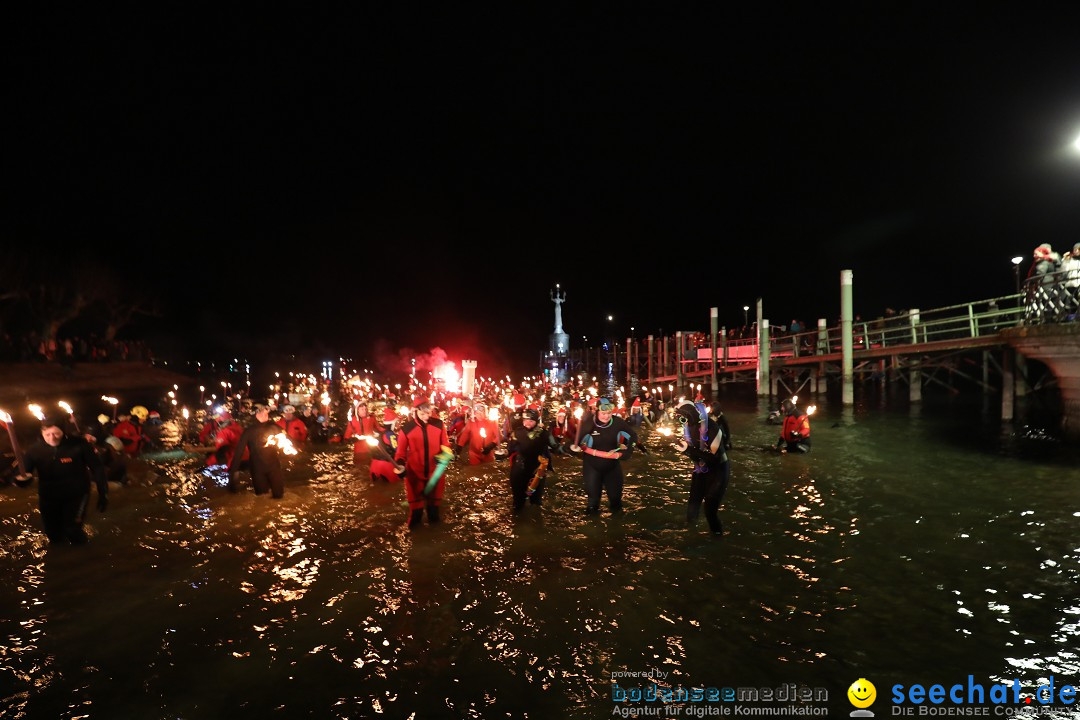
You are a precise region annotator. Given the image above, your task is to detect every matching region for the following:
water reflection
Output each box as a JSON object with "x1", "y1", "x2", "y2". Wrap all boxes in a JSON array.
[{"x1": 0, "y1": 398, "x2": 1077, "y2": 716}]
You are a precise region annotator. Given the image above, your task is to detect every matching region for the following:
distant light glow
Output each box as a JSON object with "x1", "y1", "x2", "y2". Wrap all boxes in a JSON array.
[{"x1": 1011, "y1": 256, "x2": 1024, "y2": 265}]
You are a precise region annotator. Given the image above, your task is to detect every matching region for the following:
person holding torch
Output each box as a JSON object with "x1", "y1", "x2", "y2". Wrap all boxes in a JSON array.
[
  {"x1": 395, "y1": 399, "x2": 451, "y2": 528},
  {"x1": 228, "y1": 405, "x2": 288, "y2": 498},
  {"x1": 19, "y1": 414, "x2": 107, "y2": 544},
  {"x1": 776, "y1": 398, "x2": 812, "y2": 454}
]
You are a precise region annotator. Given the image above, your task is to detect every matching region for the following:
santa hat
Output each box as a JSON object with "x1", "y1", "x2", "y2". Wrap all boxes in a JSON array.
[
  {"x1": 511, "y1": 394, "x2": 527, "y2": 409},
  {"x1": 694, "y1": 392, "x2": 705, "y2": 402},
  {"x1": 383, "y1": 408, "x2": 397, "y2": 424},
  {"x1": 631, "y1": 398, "x2": 641, "y2": 407}
]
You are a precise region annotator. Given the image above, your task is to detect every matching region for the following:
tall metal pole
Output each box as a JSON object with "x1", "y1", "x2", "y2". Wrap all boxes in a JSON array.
[{"x1": 841, "y1": 269, "x2": 854, "y2": 405}]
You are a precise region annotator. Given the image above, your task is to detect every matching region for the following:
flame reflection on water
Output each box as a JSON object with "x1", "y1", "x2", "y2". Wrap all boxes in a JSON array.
[{"x1": 0, "y1": 402, "x2": 1078, "y2": 716}]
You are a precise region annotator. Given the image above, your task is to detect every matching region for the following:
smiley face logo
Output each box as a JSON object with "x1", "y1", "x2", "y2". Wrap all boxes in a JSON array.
[{"x1": 847, "y1": 678, "x2": 876, "y2": 708}]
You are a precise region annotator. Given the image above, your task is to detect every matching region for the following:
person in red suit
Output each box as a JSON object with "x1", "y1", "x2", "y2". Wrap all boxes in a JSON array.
[
  {"x1": 455, "y1": 402, "x2": 499, "y2": 465},
  {"x1": 277, "y1": 405, "x2": 308, "y2": 444},
  {"x1": 394, "y1": 399, "x2": 450, "y2": 528},
  {"x1": 111, "y1": 412, "x2": 145, "y2": 456},
  {"x1": 211, "y1": 411, "x2": 246, "y2": 466},
  {"x1": 369, "y1": 407, "x2": 401, "y2": 483},
  {"x1": 343, "y1": 400, "x2": 379, "y2": 466}
]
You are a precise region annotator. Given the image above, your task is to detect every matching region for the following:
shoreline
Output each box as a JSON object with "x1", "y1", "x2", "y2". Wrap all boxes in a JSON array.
[{"x1": 0, "y1": 362, "x2": 192, "y2": 407}]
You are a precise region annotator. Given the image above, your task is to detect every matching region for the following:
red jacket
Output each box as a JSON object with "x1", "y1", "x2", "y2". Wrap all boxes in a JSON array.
[
  {"x1": 213, "y1": 422, "x2": 247, "y2": 466},
  {"x1": 112, "y1": 420, "x2": 143, "y2": 456},
  {"x1": 551, "y1": 416, "x2": 577, "y2": 442},
  {"x1": 781, "y1": 413, "x2": 811, "y2": 443},
  {"x1": 277, "y1": 417, "x2": 308, "y2": 443},
  {"x1": 344, "y1": 415, "x2": 379, "y2": 452},
  {"x1": 395, "y1": 416, "x2": 449, "y2": 480},
  {"x1": 455, "y1": 419, "x2": 499, "y2": 464}
]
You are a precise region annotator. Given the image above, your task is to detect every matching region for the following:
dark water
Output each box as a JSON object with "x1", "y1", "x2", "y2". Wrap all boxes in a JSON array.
[{"x1": 1, "y1": 394, "x2": 1079, "y2": 719}]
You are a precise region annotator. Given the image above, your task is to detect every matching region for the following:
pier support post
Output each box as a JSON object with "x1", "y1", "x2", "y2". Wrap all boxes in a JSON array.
[
  {"x1": 676, "y1": 331, "x2": 684, "y2": 393},
  {"x1": 909, "y1": 363, "x2": 922, "y2": 403},
  {"x1": 647, "y1": 335, "x2": 654, "y2": 384},
  {"x1": 710, "y1": 307, "x2": 719, "y2": 394},
  {"x1": 626, "y1": 337, "x2": 632, "y2": 388},
  {"x1": 758, "y1": 317, "x2": 771, "y2": 397},
  {"x1": 817, "y1": 318, "x2": 828, "y2": 355},
  {"x1": 841, "y1": 270, "x2": 854, "y2": 405},
  {"x1": 1015, "y1": 354, "x2": 1029, "y2": 398},
  {"x1": 1001, "y1": 350, "x2": 1015, "y2": 422}
]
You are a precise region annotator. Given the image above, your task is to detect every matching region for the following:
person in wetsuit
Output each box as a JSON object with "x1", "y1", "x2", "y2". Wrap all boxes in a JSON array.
[
  {"x1": 571, "y1": 397, "x2": 637, "y2": 515},
  {"x1": 228, "y1": 405, "x2": 287, "y2": 498},
  {"x1": 674, "y1": 401, "x2": 730, "y2": 536},
  {"x1": 506, "y1": 407, "x2": 563, "y2": 513},
  {"x1": 21, "y1": 416, "x2": 107, "y2": 544}
]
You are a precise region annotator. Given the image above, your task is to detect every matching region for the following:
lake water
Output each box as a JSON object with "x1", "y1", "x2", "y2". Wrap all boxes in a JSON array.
[{"x1": 1, "y1": 390, "x2": 1078, "y2": 718}]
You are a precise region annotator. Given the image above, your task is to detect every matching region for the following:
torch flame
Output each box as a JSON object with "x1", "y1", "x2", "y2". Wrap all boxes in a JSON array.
[
  {"x1": 487, "y1": 408, "x2": 499, "y2": 422},
  {"x1": 479, "y1": 427, "x2": 486, "y2": 439},
  {"x1": 807, "y1": 405, "x2": 817, "y2": 416},
  {"x1": 360, "y1": 435, "x2": 379, "y2": 447},
  {"x1": 573, "y1": 408, "x2": 584, "y2": 419},
  {"x1": 101, "y1": 396, "x2": 119, "y2": 405},
  {"x1": 657, "y1": 427, "x2": 673, "y2": 436},
  {"x1": 0, "y1": 410, "x2": 11, "y2": 424},
  {"x1": 59, "y1": 401, "x2": 73, "y2": 414},
  {"x1": 265, "y1": 432, "x2": 299, "y2": 455},
  {"x1": 28, "y1": 404, "x2": 44, "y2": 421}
]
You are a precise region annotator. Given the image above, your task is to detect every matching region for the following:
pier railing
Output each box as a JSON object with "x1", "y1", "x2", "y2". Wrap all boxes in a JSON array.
[
  {"x1": 686, "y1": 294, "x2": 1026, "y2": 368},
  {"x1": 1023, "y1": 268, "x2": 1080, "y2": 325}
]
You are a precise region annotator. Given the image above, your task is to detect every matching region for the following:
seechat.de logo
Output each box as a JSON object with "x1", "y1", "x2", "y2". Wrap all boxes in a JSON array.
[{"x1": 848, "y1": 678, "x2": 876, "y2": 717}]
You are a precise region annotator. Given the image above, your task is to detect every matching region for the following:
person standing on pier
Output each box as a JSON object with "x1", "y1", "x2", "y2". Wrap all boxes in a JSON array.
[
  {"x1": 674, "y1": 401, "x2": 729, "y2": 536},
  {"x1": 571, "y1": 397, "x2": 637, "y2": 515}
]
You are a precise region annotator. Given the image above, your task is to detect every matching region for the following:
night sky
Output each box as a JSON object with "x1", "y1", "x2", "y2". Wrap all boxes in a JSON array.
[{"x1": 8, "y1": 6, "x2": 1080, "y2": 376}]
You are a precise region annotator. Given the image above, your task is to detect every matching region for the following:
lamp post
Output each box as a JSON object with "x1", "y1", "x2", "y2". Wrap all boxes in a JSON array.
[
  {"x1": 742, "y1": 305, "x2": 749, "y2": 327},
  {"x1": 1012, "y1": 256, "x2": 1024, "y2": 294}
]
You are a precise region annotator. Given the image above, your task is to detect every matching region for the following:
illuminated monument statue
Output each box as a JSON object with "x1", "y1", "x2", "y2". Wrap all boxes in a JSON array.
[{"x1": 550, "y1": 285, "x2": 569, "y2": 356}]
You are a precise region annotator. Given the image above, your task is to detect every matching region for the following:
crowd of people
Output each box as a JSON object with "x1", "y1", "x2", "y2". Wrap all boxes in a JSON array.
[
  {"x1": 0, "y1": 333, "x2": 154, "y2": 365},
  {"x1": 1, "y1": 376, "x2": 824, "y2": 545},
  {"x1": 1025, "y1": 242, "x2": 1080, "y2": 323}
]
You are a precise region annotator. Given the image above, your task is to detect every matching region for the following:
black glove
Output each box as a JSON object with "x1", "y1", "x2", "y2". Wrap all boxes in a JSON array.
[
  {"x1": 97, "y1": 495, "x2": 108, "y2": 513},
  {"x1": 13, "y1": 473, "x2": 33, "y2": 488},
  {"x1": 481, "y1": 442, "x2": 497, "y2": 455}
]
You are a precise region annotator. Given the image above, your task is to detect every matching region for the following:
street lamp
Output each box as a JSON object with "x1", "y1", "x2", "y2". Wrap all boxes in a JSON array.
[
  {"x1": 1011, "y1": 256, "x2": 1024, "y2": 294},
  {"x1": 742, "y1": 305, "x2": 749, "y2": 326}
]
